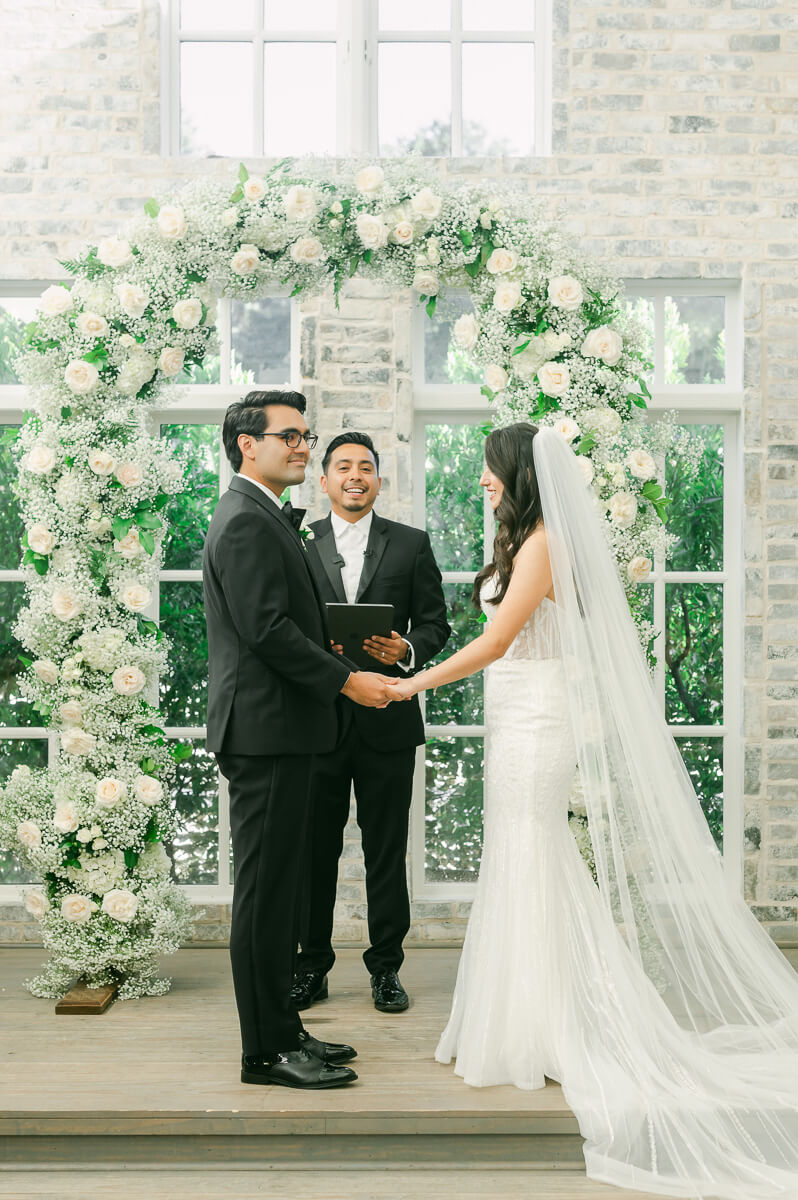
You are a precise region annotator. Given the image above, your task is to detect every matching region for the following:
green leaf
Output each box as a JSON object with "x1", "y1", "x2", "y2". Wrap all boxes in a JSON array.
[
  {"x1": 60, "y1": 405, "x2": 72, "y2": 421},
  {"x1": 172, "y1": 743, "x2": 193, "y2": 764},
  {"x1": 18, "y1": 654, "x2": 32, "y2": 668},
  {"x1": 480, "y1": 385, "x2": 495, "y2": 401},
  {"x1": 152, "y1": 491, "x2": 171, "y2": 511},
  {"x1": 124, "y1": 848, "x2": 139, "y2": 870},
  {"x1": 477, "y1": 612, "x2": 488, "y2": 624},
  {"x1": 83, "y1": 343, "x2": 108, "y2": 364},
  {"x1": 512, "y1": 340, "x2": 531, "y2": 355},
  {"x1": 64, "y1": 456, "x2": 74, "y2": 468},
  {"x1": 575, "y1": 431, "x2": 597, "y2": 457},
  {"x1": 641, "y1": 481, "x2": 663, "y2": 501},
  {"x1": 139, "y1": 529, "x2": 156, "y2": 556},
  {"x1": 32, "y1": 554, "x2": 49, "y2": 577},
  {"x1": 112, "y1": 516, "x2": 133, "y2": 542},
  {"x1": 145, "y1": 817, "x2": 161, "y2": 844},
  {"x1": 534, "y1": 313, "x2": 548, "y2": 336},
  {"x1": 290, "y1": 283, "x2": 304, "y2": 298},
  {"x1": 362, "y1": 249, "x2": 373, "y2": 265},
  {"x1": 425, "y1": 295, "x2": 437, "y2": 319},
  {"x1": 348, "y1": 254, "x2": 360, "y2": 277},
  {"x1": 140, "y1": 723, "x2": 165, "y2": 740},
  {"x1": 88, "y1": 548, "x2": 111, "y2": 586},
  {"x1": 144, "y1": 197, "x2": 159, "y2": 218},
  {"x1": 230, "y1": 184, "x2": 244, "y2": 204},
  {"x1": 458, "y1": 228, "x2": 474, "y2": 248},
  {"x1": 238, "y1": 162, "x2": 249, "y2": 183},
  {"x1": 639, "y1": 377, "x2": 652, "y2": 400},
  {"x1": 138, "y1": 617, "x2": 160, "y2": 638},
  {"x1": 627, "y1": 390, "x2": 648, "y2": 409},
  {"x1": 139, "y1": 756, "x2": 158, "y2": 775},
  {"x1": 479, "y1": 239, "x2": 495, "y2": 267},
  {"x1": 340, "y1": 198, "x2": 351, "y2": 217},
  {"x1": 464, "y1": 259, "x2": 481, "y2": 279},
  {"x1": 134, "y1": 511, "x2": 162, "y2": 531}
]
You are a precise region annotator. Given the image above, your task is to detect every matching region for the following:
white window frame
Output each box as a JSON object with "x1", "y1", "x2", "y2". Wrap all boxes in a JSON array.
[
  {"x1": 410, "y1": 280, "x2": 744, "y2": 900},
  {"x1": 161, "y1": 0, "x2": 553, "y2": 157}
]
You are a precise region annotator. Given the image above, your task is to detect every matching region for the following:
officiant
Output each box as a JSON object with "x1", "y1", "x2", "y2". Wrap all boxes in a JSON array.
[{"x1": 292, "y1": 432, "x2": 450, "y2": 1014}]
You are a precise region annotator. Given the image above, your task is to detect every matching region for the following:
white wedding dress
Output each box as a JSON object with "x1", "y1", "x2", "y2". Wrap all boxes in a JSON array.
[{"x1": 435, "y1": 428, "x2": 798, "y2": 1200}]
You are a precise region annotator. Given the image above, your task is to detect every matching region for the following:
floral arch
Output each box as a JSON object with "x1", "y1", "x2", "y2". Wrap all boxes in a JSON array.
[{"x1": 0, "y1": 159, "x2": 697, "y2": 999}]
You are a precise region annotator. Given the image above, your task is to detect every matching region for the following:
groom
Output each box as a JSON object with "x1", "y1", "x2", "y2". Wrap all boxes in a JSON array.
[{"x1": 203, "y1": 389, "x2": 396, "y2": 1090}]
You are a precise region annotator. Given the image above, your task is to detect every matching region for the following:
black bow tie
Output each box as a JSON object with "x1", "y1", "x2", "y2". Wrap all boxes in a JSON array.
[{"x1": 281, "y1": 500, "x2": 306, "y2": 532}]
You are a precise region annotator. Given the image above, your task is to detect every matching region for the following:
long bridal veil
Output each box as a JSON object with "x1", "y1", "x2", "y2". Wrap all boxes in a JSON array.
[{"x1": 532, "y1": 426, "x2": 798, "y2": 1199}]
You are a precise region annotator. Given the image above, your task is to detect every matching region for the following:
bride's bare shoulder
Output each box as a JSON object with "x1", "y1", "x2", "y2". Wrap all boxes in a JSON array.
[{"x1": 515, "y1": 524, "x2": 549, "y2": 560}]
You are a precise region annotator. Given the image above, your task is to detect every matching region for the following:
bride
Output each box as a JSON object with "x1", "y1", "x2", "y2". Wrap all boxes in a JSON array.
[{"x1": 388, "y1": 423, "x2": 798, "y2": 1199}]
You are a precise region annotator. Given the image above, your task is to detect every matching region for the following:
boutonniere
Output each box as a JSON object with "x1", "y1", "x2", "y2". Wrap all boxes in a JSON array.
[{"x1": 299, "y1": 520, "x2": 315, "y2": 548}]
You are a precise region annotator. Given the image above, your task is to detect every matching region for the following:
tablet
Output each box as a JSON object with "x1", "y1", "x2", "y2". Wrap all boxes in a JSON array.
[{"x1": 326, "y1": 603, "x2": 395, "y2": 671}]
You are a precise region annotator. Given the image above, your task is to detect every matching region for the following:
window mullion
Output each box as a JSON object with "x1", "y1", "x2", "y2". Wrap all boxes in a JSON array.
[
  {"x1": 451, "y1": 0, "x2": 462, "y2": 156},
  {"x1": 254, "y1": 1, "x2": 264, "y2": 156}
]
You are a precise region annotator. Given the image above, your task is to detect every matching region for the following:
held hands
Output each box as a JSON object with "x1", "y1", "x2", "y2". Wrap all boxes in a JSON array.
[
  {"x1": 384, "y1": 676, "x2": 418, "y2": 702},
  {"x1": 341, "y1": 671, "x2": 401, "y2": 709},
  {"x1": 362, "y1": 630, "x2": 410, "y2": 667}
]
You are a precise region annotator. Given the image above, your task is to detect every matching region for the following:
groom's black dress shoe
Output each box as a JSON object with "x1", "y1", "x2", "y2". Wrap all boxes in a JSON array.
[
  {"x1": 371, "y1": 969, "x2": 409, "y2": 1013},
  {"x1": 290, "y1": 969, "x2": 329, "y2": 1010},
  {"x1": 240, "y1": 1048, "x2": 357, "y2": 1089},
  {"x1": 298, "y1": 1028, "x2": 357, "y2": 1065}
]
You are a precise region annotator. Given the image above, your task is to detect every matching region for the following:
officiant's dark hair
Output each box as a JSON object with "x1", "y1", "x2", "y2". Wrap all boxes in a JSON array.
[
  {"x1": 222, "y1": 390, "x2": 307, "y2": 472},
  {"x1": 321, "y1": 431, "x2": 380, "y2": 475},
  {"x1": 472, "y1": 422, "x2": 542, "y2": 609}
]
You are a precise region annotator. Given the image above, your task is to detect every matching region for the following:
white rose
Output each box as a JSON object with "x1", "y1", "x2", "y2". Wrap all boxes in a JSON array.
[
  {"x1": 426, "y1": 238, "x2": 441, "y2": 266},
  {"x1": 553, "y1": 416, "x2": 580, "y2": 444},
  {"x1": 11, "y1": 764, "x2": 31, "y2": 781},
  {"x1": 284, "y1": 185, "x2": 317, "y2": 222},
  {"x1": 121, "y1": 582, "x2": 151, "y2": 613},
  {"x1": 38, "y1": 285, "x2": 73, "y2": 317},
  {"x1": 355, "y1": 165, "x2": 384, "y2": 195},
  {"x1": 115, "y1": 461, "x2": 144, "y2": 489},
  {"x1": 547, "y1": 275, "x2": 584, "y2": 311},
  {"x1": 64, "y1": 359, "x2": 100, "y2": 395},
  {"x1": 158, "y1": 346, "x2": 185, "y2": 377},
  {"x1": 102, "y1": 888, "x2": 139, "y2": 923},
  {"x1": 61, "y1": 894, "x2": 97, "y2": 923},
  {"x1": 32, "y1": 659, "x2": 58, "y2": 684},
  {"x1": 112, "y1": 664, "x2": 146, "y2": 696},
  {"x1": 196, "y1": 283, "x2": 217, "y2": 326},
  {"x1": 87, "y1": 514, "x2": 113, "y2": 538},
  {"x1": 289, "y1": 236, "x2": 324, "y2": 266},
  {"x1": 608, "y1": 491, "x2": 638, "y2": 530},
  {"x1": 134, "y1": 775, "x2": 163, "y2": 806},
  {"x1": 97, "y1": 236, "x2": 133, "y2": 268},
  {"x1": 115, "y1": 283, "x2": 149, "y2": 319},
  {"x1": 221, "y1": 207, "x2": 239, "y2": 228},
  {"x1": 26, "y1": 443, "x2": 56, "y2": 475},
  {"x1": 413, "y1": 270, "x2": 439, "y2": 295},
  {"x1": 76, "y1": 311, "x2": 109, "y2": 338},
  {"x1": 492, "y1": 280, "x2": 523, "y2": 313},
  {"x1": 485, "y1": 248, "x2": 518, "y2": 275},
  {"x1": 93, "y1": 837, "x2": 108, "y2": 849},
  {"x1": 484, "y1": 365, "x2": 509, "y2": 391},
  {"x1": 626, "y1": 448, "x2": 657, "y2": 481},
  {"x1": 52, "y1": 589, "x2": 82, "y2": 622},
  {"x1": 61, "y1": 728, "x2": 97, "y2": 756},
  {"x1": 453, "y1": 313, "x2": 479, "y2": 351},
  {"x1": 76, "y1": 827, "x2": 93, "y2": 843},
  {"x1": 95, "y1": 777, "x2": 126, "y2": 808},
  {"x1": 585, "y1": 406, "x2": 623, "y2": 439},
  {"x1": 86, "y1": 450, "x2": 115, "y2": 479},
  {"x1": 27, "y1": 524, "x2": 55, "y2": 555},
  {"x1": 54, "y1": 801, "x2": 80, "y2": 834},
  {"x1": 627, "y1": 555, "x2": 652, "y2": 583},
  {"x1": 230, "y1": 245, "x2": 260, "y2": 277},
  {"x1": 172, "y1": 297, "x2": 203, "y2": 328},
  {"x1": 116, "y1": 353, "x2": 156, "y2": 396},
  {"x1": 581, "y1": 325, "x2": 623, "y2": 367},
  {"x1": 479, "y1": 212, "x2": 493, "y2": 230},
  {"x1": 573, "y1": 457, "x2": 593, "y2": 487},
  {"x1": 59, "y1": 700, "x2": 83, "y2": 725},
  {"x1": 156, "y1": 204, "x2": 187, "y2": 239},
  {"x1": 391, "y1": 220, "x2": 414, "y2": 246},
  {"x1": 118, "y1": 333, "x2": 135, "y2": 349},
  {"x1": 24, "y1": 888, "x2": 50, "y2": 917},
  {"x1": 356, "y1": 212, "x2": 388, "y2": 251},
  {"x1": 113, "y1": 528, "x2": 142, "y2": 559},
  {"x1": 537, "y1": 361, "x2": 570, "y2": 398},
  {"x1": 17, "y1": 821, "x2": 42, "y2": 850},
  {"x1": 410, "y1": 187, "x2": 442, "y2": 221},
  {"x1": 241, "y1": 175, "x2": 266, "y2": 202}
]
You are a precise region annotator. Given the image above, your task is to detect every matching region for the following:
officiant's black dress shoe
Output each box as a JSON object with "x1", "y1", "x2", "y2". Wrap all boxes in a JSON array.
[
  {"x1": 240, "y1": 1048, "x2": 357, "y2": 1089},
  {"x1": 371, "y1": 969, "x2": 409, "y2": 1012},
  {"x1": 290, "y1": 969, "x2": 329, "y2": 1009},
  {"x1": 298, "y1": 1028, "x2": 357, "y2": 1065}
]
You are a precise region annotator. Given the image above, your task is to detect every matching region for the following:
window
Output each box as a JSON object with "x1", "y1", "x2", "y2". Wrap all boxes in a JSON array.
[
  {"x1": 412, "y1": 281, "x2": 743, "y2": 898},
  {"x1": 0, "y1": 286, "x2": 294, "y2": 898},
  {"x1": 165, "y1": 0, "x2": 552, "y2": 157}
]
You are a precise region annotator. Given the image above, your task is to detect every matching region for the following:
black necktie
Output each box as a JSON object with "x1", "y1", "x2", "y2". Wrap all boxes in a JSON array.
[{"x1": 281, "y1": 500, "x2": 306, "y2": 532}]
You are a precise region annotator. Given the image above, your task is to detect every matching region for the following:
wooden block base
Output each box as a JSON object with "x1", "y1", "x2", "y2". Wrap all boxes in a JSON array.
[{"x1": 55, "y1": 978, "x2": 119, "y2": 1015}]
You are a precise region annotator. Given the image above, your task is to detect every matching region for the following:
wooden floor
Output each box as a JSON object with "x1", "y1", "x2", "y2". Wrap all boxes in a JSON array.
[{"x1": 5, "y1": 946, "x2": 795, "y2": 1199}]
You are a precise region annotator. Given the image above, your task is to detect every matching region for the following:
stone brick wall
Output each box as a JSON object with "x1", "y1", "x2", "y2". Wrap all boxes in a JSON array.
[{"x1": 1, "y1": 0, "x2": 797, "y2": 950}]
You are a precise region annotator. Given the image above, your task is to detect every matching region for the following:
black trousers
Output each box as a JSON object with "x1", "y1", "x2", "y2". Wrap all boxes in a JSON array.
[
  {"x1": 296, "y1": 722, "x2": 417, "y2": 978},
  {"x1": 216, "y1": 751, "x2": 312, "y2": 1056}
]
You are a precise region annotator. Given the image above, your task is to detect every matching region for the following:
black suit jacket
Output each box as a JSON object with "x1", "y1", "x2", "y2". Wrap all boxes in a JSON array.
[
  {"x1": 203, "y1": 476, "x2": 351, "y2": 756},
  {"x1": 306, "y1": 512, "x2": 451, "y2": 751}
]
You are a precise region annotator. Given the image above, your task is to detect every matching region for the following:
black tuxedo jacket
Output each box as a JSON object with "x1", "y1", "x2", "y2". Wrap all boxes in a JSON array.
[
  {"x1": 306, "y1": 512, "x2": 451, "y2": 751},
  {"x1": 203, "y1": 476, "x2": 351, "y2": 756}
]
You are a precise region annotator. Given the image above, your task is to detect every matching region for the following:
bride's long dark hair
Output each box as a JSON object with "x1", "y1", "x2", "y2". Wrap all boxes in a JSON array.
[{"x1": 472, "y1": 422, "x2": 543, "y2": 609}]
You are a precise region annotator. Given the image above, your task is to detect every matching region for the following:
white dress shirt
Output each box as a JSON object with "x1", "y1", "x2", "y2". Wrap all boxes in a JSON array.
[
  {"x1": 330, "y1": 510, "x2": 414, "y2": 670},
  {"x1": 236, "y1": 473, "x2": 282, "y2": 508}
]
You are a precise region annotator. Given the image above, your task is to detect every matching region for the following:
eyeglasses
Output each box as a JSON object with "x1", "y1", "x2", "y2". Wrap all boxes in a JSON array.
[{"x1": 260, "y1": 431, "x2": 318, "y2": 450}]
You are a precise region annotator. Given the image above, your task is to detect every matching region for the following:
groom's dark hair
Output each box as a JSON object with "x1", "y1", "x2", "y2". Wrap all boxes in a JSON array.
[
  {"x1": 222, "y1": 390, "x2": 307, "y2": 472},
  {"x1": 321, "y1": 431, "x2": 380, "y2": 475}
]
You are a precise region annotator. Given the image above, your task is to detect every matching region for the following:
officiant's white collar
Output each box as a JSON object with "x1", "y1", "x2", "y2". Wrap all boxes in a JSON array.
[
  {"x1": 235, "y1": 472, "x2": 282, "y2": 509},
  {"x1": 331, "y1": 508, "x2": 373, "y2": 539}
]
